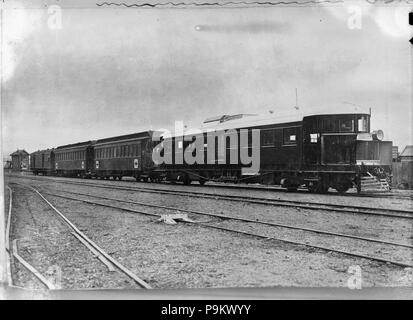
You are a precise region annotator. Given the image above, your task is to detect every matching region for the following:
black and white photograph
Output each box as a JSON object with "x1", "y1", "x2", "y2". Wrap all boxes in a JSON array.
[{"x1": 0, "y1": 0, "x2": 412, "y2": 300}]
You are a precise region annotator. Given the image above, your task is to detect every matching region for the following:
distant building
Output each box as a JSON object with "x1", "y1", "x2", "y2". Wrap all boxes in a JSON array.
[
  {"x1": 399, "y1": 145, "x2": 413, "y2": 189},
  {"x1": 392, "y1": 146, "x2": 399, "y2": 162},
  {"x1": 10, "y1": 149, "x2": 29, "y2": 171},
  {"x1": 4, "y1": 160, "x2": 12, "y2": 169},
  {"x1": 400, "y1": 145, "x2": 413, "y2": 162}
]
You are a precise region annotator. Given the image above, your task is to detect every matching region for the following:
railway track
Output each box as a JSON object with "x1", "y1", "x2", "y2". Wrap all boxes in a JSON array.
[
  {"x1": 12, "y1": 174, "x2": 413, "y2": 220},
  {"x1": 10, "y1": 172, "x2": 413, "y2": 201},
  {"x1": 26, "y1": 183, "x2": 413, "y2": 269},
  {"x1": 8, "y1": 183, "x2": 152, "y2": 289}
]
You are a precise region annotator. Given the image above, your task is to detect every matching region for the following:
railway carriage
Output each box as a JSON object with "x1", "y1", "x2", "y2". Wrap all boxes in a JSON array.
[
  {"x1": 54, "y1": 141, "x2": 95, "y2": 177},
  {"x1": 92, "y1": 131, "x2": 154, "y2": 180},
  {"x1": 30, "y1": 149, "x2": 55, "y2": 175}
]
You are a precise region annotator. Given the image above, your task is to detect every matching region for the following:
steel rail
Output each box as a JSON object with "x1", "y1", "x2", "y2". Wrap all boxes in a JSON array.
[
  {"x1": 39, "y1": 188, "x2": 413, "y2": 269},
  {"x1": 5, "y1": 186, "x2": 13, "y2": 286},
  {"x1": 29, "y1": 177, "x2": 413, "y2": 219},
  {"x1": 11, "y1": 175, "x2": 413, "y2": 216},
  {"x1": 14, "y1": 183, "x2": 152, "y2": 289},
  {"x1": 12, "y1": 239, "x2": 56, "y2": 290},
  {"x1": 11, "y1": 172, "x2": 413, "y2": 200},
  {"x1": 42, "y1": 187, "x2": 413, "y2": 250}
]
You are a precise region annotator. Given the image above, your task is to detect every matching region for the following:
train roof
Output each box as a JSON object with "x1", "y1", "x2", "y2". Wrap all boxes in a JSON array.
[
  {"x1": 55, "y1": 140, "x2": 94, "y2": 151},
  {"x1": 201, "y1": 111, "x2": 370, "y2": 132},
  {"x1": 94, "y1": 130, "x2": 153, "y2": 145},
  {"x1": 31, "y1": 148, "x2": 54, "y2": 155}
]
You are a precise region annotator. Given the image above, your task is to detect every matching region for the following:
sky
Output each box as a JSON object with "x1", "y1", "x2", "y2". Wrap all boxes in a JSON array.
[{"x1": 1, "y1": 0, "x2": 412, "y2": 157}]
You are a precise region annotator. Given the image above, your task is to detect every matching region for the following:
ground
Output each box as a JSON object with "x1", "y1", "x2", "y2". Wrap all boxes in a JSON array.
[{"x1": 4, "y1": 173, "x2": 413, "y2": 291}]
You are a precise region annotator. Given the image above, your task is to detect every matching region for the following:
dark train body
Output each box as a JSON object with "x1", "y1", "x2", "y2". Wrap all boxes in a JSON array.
[
  {"x1": 30, "y1": 149, "x2": 55, "y2": 175},
  {"x1": 29, "y1": 112, "x2": 392, "y2": 193},
  {"x1": 54, "y1": 141, "x2": 95, "y2": 178},
  {"x1": 93, "y1": 131, "x2": 153, "y2": 180}
]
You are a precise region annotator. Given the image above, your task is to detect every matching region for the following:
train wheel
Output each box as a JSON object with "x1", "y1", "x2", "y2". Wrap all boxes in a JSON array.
[{"x1": 335, "y1": 184, "x2": 349, "y2": 194}]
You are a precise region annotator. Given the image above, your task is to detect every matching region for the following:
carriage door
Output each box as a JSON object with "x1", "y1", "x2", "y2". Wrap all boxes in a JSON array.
[
  {"x1": 302, "y1": 119, "x2": 320, "y2": 166},
  {"x1": 142, "y1": 139, "x2": 153, "y2": 169},
  {"x1": 321, "y1": 134, "x2": 356, "y2": 165}
]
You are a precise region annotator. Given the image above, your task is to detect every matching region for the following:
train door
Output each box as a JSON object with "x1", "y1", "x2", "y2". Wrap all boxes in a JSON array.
[
  {"x1": 86, "y1": 147, "x2": 95, "y2": 173},
  {"x1": 321, "y1": 134, "x2": 356, "y2": 165},
  {"x1": 302, "y1": 119, "x2": 321, "y2": 166},
  {"x1": 142, "y1": 138, "x2": 154, "y2": 170}
]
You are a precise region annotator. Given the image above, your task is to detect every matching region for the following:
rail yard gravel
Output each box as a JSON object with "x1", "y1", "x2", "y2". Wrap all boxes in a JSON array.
[{"x1": 5, "y1": 175, "x2": 412, "y2": 289}]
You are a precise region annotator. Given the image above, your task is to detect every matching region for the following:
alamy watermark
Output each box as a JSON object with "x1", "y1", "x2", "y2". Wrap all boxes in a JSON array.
[{"x1": 152, "y1": 121, "x2": 261, "y2": 175}]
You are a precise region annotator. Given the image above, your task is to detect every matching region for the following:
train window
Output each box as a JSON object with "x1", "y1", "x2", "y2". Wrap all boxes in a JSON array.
[
  {"x1": 262, "y1": 130, "x2": 274, "y2": 146},
  {"x1": 178, "y1": 141, "x2": 183, "y2": 149},
  {"x1": 339, "y1": 119, "x2": 354, "y2": 132},
  {"x1": 323, "y1": 119, "x2": 339, "y2": 132},
  {"x1": 310, "y1": 133, "x2": 319, "y2": 143},
  {"x1": 358, "y1": 116, "x2": 367, "y2": 132},
  {"x1": 283, "y1": 127, "x2": 297, "y2": 145}
]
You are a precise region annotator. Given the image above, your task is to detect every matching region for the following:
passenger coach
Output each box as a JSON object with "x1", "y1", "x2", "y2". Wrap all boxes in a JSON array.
[
  {"x1": 30, "y1": 149, "x2": 55, "y2": 175},
  {"x1": 54, "y1": 141, "x2": 95, "y2": 178},
  {"x1": 92, "y1": 131, "x2": 154, "y2": 180}
]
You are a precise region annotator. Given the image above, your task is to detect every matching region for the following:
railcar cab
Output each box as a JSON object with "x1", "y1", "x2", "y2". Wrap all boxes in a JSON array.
[
  {"x1": 302, "y1": 113, "x2": 391, "y2": 193},
  {"x1": 302, "y1": 113, "x2": 369, "y2": 167}
]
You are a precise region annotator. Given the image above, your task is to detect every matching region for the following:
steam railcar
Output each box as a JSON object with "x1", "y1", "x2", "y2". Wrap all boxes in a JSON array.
[{"x1": 148, "y1": 112, "x2": 392, "y2": 193}]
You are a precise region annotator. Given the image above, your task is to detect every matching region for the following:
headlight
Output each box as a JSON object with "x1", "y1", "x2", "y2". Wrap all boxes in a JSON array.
[{"x1": 372, "y1": 130, "x2": 384, "y2": 141}]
